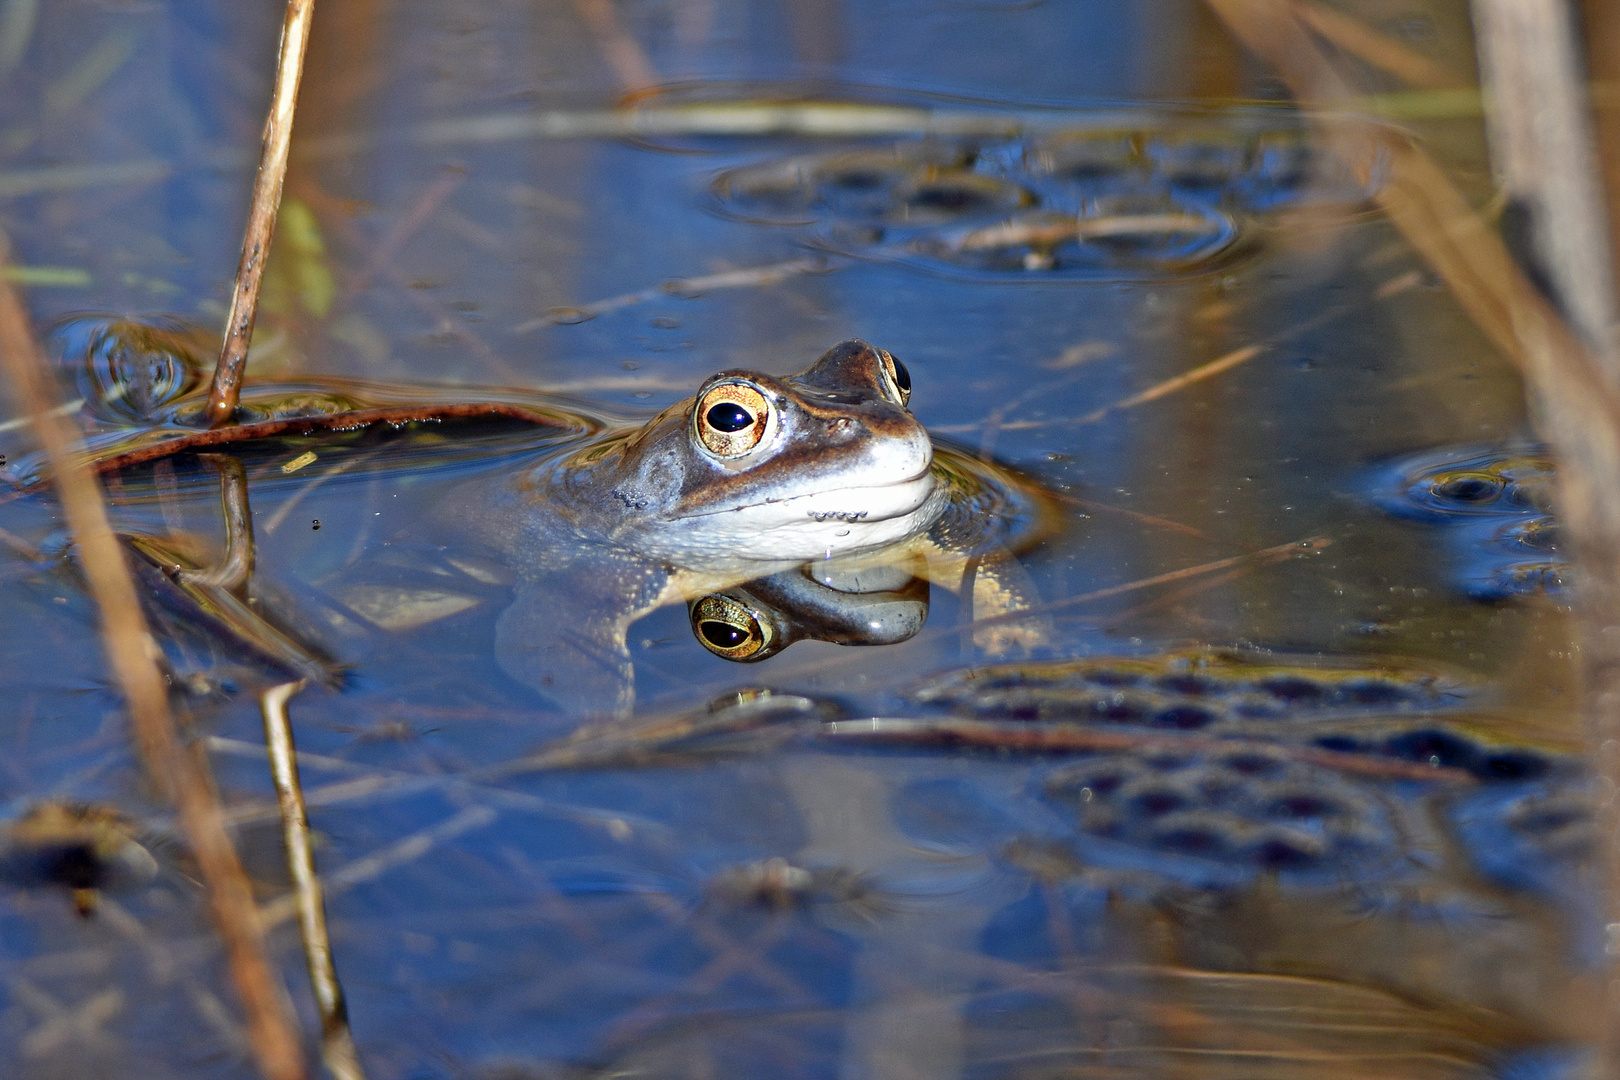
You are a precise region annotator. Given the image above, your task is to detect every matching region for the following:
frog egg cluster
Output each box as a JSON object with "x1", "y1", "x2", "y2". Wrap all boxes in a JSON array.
[
  {"x1": 1369, "y1": 444, "x2": 1565, "y2": 602},
  {"x1": 709, "y1": 122, "x2": 1372, "y2": 280},
  {"x1": 1043, "y1": 745, "x2": 1397, "y2": 884},
  {"x1": 908, "y1": 651, "x2": 1460, "y2": 733}
]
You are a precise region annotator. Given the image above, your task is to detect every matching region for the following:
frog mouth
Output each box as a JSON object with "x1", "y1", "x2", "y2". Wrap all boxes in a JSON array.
[{"x1": 686, "y1": 467, "x2": 938, "y2": 524}]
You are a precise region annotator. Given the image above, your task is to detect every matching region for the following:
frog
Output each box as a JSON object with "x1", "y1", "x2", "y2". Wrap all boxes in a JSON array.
[{"x1": 441, "y1": 338, "x2": 1054, "y2": 716}]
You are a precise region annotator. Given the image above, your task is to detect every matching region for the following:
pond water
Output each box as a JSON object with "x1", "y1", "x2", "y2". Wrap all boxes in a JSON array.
[{"x1": 0, "y1": 2, "x2": 1600, "y2": 1079}]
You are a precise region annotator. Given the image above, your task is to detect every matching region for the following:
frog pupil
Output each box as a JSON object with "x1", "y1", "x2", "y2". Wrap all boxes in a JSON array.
[
  {"x1": 707, "y1": 402, "x2": 754, "y2": 432},
  {"x1": 700, "y1": 620, "x2": 750, "y2": 648},
  {"x1": 891, "y1": 357, "x2": 911, "y2": 395}
]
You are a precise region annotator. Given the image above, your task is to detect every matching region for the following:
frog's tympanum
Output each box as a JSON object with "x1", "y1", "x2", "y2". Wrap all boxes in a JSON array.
[{"x1": 448, "y1": 339, "x2": 1049, "y2": 715}]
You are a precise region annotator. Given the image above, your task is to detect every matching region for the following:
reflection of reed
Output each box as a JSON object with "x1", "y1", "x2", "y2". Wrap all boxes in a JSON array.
[{"x1": 1201, "y1": 1, "x2": 1620, "y2": 1071}]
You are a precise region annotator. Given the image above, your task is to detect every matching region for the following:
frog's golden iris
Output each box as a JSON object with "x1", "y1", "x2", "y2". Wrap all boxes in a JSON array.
[{"x1": 694, "y1": 381, "x2": 773, "y2": 459}]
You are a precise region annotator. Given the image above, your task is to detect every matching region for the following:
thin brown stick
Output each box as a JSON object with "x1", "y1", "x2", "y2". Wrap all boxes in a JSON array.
[
  {"x1": 27, "y1": 401, "x2": 588, "y2": 487},
  {"x1": 261, "y1": 681, "x2": 367, "y2": 1080},
  {"x1": 205, "y1": 0, "x2": 317, "y2": 429},
  {"x1": 0, "y1": 239, "x2": 308, "y2": 1079},
  {"x1": 1049, "y1": 492, "x2": 1218, "y2": 542}
]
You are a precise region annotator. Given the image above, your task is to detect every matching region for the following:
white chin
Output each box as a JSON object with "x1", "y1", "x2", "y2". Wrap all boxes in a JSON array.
[{"x1": 668, "y1": 473, "x2": 944, "y2": 564}]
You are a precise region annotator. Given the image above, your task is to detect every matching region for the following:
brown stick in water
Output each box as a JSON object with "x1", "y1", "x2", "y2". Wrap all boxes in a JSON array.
[
  {"x1": 0, "y1": 237, "x2": 309, "y2": 1079},
  {"x1": 204, "y1": 0, "x2": 318, "y2": 429}
]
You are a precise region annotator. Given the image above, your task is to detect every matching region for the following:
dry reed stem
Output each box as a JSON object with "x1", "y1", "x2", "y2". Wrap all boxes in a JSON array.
[
  {"x1": 1473, "y1": 0, "x2": 1619, "y2": 363},
  {"x1": 0, "y1": 239, "x2": 308, "y2": 1079},
  {"x1": 261, "y1": 681, "x2": 368, "y2": 1080},
  {"x1": 1203, "y1": 1, "x2": 1620, "y2": 1069},
  {"x1": 205, "y1": 0, "x2": 316, "y2": 429},
  {"x1": 1290, "y1": 0, "x2": 1469, "y2": 90}
]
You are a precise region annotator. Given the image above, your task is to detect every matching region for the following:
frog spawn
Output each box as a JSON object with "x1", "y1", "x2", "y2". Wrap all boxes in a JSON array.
[
  {"x1": 1044, "y1": 745, "x2": 1399, "y2": 885},
  {"x1": 908, "y1": 649, "x2": 1461, "y2": 732},
  {"x1": 895, "y1": 653, "x2": 1584, "y2": 892},
  {"x1": 1370, "y1": 444, "x2": 1565, "y2": 601},
  {"x1": 710, "y1": 122, "x2": 1371, "y2": 279}
]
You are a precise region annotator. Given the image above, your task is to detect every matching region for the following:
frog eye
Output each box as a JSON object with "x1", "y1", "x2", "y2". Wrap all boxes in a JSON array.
[
  {"x1": 878, "y1": 349, "x2": 911, "y2": 407},
  {"x1": 695, "y1": 381, "x2": 774, "y2": 458},
  {"x1": 690, "y1": 594, "x2": 774, "y2": 660}
]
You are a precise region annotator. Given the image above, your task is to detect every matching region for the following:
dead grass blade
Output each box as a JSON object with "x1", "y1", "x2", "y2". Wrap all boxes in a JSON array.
[
  {"x1": 204, "y1": 0, "x2": 316, "y2": 428},
  {"x1": 0, "y1": 239, "x2": 309, "y2": 1079}
]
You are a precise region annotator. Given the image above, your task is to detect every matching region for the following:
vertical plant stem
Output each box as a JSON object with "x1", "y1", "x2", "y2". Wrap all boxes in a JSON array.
[
  {"x1": 262, "y1": 681, "x2": 368, "y2": 1080},
  {"x1": 0, "y1": 239, "x2": 309, "y2": 1080},
  {"x1": 205, "y1": 0, "x2": 316, "y2": 429}
]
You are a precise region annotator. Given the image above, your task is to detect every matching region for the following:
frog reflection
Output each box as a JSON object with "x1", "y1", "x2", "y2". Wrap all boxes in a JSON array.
[
  {"x1": 448, "y1": 338, "x2": 1048, "y2": 715},
  {"x1": 689, "y1": 562, "x2": 930, "y2": 662}
]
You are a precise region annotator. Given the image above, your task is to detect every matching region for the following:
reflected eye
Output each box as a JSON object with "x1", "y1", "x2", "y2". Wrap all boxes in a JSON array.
[
  {"x1": 695, "y1": 381, "x2": 773, "y2": 458},
  {"x1": 878, "y1": 350, "x2": 911, "y2": 407},
  {"x1": 690, "y1": 594, "x2": 774, "y2": 660}
]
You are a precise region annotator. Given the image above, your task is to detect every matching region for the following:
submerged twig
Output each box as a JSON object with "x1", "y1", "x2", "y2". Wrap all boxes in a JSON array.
[
  {"x1": 261, "y1": 681, "x2": 367, "y2": 1080},
  {"x1": 0, "y1": 239, "x2": 308, "y2": 1079},
  {"x1": 571, "y1": 0, "x2": 659, "y2": 96},
  {"x1": 204, "y1": 0, "x2": 316, "y2": 429}
]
